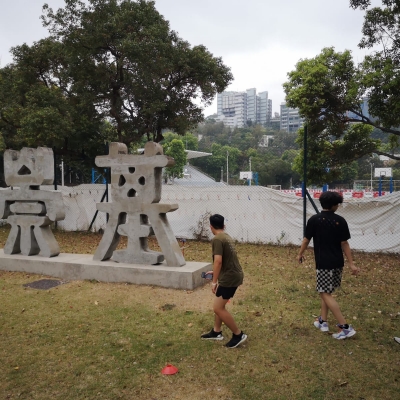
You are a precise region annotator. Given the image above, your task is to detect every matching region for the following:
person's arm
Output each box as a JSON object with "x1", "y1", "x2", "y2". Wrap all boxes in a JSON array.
[
  {"x1": 211, "y1": 255, "x2": 222, "y2": 293},
  {"x1": 297, "y1": 237, "x2": 310, "y2": 263},
  {"x1": 341, "y1": 240, "x2": 360, "y2": 275}
]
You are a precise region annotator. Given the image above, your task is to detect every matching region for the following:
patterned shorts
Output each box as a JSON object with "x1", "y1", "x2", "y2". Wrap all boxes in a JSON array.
[{"x1": 316, "y1": 268, "x2": 343, "y2": 293}]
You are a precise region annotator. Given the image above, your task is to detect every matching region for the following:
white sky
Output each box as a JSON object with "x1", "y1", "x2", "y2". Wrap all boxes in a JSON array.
[{"x1": 0, "y1": 0, "x2": 380, "y2": 116}]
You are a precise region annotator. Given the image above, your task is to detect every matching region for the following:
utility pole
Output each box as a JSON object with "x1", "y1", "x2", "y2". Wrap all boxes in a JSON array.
[
  {"x1": 249, "y1": 156, "x2": 252, "y2": 186},
  {"x1": 370, "y1": 162, "x2": 374, "y2": 191},
  {"x1": 221, "y1": 166, "x2": 223, "y2": 183},
  {"x1": 61, "y1": 160, "x2": 64, "y2": 187},
  {"x1": 226, "y1": 151, "x2": 229, "y2": 185}
]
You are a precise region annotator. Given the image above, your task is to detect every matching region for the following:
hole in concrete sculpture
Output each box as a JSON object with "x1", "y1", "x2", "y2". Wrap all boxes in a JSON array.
[
  {"x1": 127, "y1": 188, "x2": 137, "y2": 197},
  {"x1": 118, "y1": 175, "x2": 126, "y2": 187},
  {"x1": 18, "y1": 165, "x2": 31, "y2": 175},
  {"x1": 138, "y1": 176, "x2": 145, "y2": 185},
  {"x1": 129, "y1": 167, "x2": 135, "y2": 173}
]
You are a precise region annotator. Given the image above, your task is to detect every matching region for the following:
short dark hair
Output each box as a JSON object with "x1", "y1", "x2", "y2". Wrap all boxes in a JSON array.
[
  {"x1": 210, "y1": 214, "x2": 224, "y2": 229},
  {"x1": 319, "y1": 191, "x2": 343, "y2": 209}
]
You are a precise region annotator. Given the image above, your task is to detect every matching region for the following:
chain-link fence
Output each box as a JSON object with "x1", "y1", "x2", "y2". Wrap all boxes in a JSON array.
[{"x1": 12, "y1": 184, "x2": 394, "y2": 254}]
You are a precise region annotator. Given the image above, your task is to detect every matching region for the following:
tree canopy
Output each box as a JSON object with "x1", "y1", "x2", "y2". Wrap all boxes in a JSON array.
[
  {"x1": 0, "y1": 0, "x2": 232, "y2": 159},
  {"x1": 283, "y1": 1, "x2": 400, "y2": 183},
  {"x1": 162, "y1": 138, "x2": 187, "y2": 181}
]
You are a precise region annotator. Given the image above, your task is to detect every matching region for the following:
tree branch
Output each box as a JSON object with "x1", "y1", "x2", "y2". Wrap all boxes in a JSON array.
[{"x1": 374, "y1": 150, "x2": 400, "y2": 160}]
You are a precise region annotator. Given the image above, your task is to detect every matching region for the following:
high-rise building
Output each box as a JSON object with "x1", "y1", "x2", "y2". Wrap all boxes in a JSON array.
[
  {"x1": 280, "y1": 103, "x2": 304, "y2": 133},
  {"x1": 258, "y1": 91, "x2": 272, "y2": 127},
  {"x1": 346, "y1": 97, "x2": 375, "y2": 121},
  {"x1": 216, "y1": 88, "x2": 272, "y2": 128}
]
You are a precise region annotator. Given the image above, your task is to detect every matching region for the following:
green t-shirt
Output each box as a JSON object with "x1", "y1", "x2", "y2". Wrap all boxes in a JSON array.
[{"x1": 212, "y1": 232, "x2": 244, "y2": 287}]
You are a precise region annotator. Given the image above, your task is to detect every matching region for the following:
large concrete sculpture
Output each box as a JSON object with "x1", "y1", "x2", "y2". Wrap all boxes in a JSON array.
[
  {"x1": 93, "y1": 142, "x2": 186, "y2": 267},
  {"x1": 0, "y1": 144, "x2": 210, "y2": 289},
  {"x1": 0, "y1": 147, "x2": 65, "y2": 257}
]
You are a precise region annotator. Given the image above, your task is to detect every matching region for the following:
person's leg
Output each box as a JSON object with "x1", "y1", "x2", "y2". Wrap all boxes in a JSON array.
[
  {"x1": 213, "y1": 310, "x2": 223, "y2": 332},
  {"x1": 320, "y1": 292, "x2": 346, "y2": 325},
  {"x1": 213, "y1": 296, "x2": 241, "y2": 335},
  {"x1": 320, "y1": 295, "x2": 329, "y2": 321}
]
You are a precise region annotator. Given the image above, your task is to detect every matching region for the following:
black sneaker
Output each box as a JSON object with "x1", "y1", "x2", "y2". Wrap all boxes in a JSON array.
[
  {"x1": 201, "y1": 329, "x2": 224, "y2": 340},
  {"x1": 225, "y1": 332, "x2": 247, "y2": 348}
]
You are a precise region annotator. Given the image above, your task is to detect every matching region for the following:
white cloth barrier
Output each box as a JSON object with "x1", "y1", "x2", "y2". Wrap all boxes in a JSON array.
[{"x1": 1, "y1": 185, "x2": 399, "y2": 253}]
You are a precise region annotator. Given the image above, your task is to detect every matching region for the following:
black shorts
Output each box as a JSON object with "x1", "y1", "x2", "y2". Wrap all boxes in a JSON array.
[{"x1": 215, "y1": 286, "x2": 238, "y2": 300}]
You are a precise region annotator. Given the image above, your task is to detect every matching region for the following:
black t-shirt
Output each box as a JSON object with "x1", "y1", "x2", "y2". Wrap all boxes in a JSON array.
[{"x1": 305, "y1": 211, "x2": 350, "y2": 270}]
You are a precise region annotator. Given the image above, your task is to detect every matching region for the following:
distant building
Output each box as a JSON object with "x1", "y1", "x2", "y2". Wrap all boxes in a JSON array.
[
  {"x1": 259, "y1": 135, "x2": 274, "y2": 148},
  {"x1": 346, "y1": 97, "x2": 375, "y2": 122},
  {"x1": 280, "y1": 103, "x2": 304, "y2": 133},
  {"x1": 217, "y1": 88, "x2": 272, "y2": 128},
  {"x1": 270, "y1": 112, "x2": 280, "y2": 131}
]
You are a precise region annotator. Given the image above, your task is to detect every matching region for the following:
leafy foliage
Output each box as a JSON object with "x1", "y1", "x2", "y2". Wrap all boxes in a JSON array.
[
  {"x1": 162, "y1": 131, "x2": 198, "y2": 151},
  {"x1": 191, "y1": 122, "x2": 301, "y2": 187},
  {"x1": 0, "y1": 0, "x2": 232, "y2": 165},
  {"x1": 162, "y1": 138, "x2": 187, "y2": 181},
  {"x1": 284, "y1": 0, "x2": 400, "y2": 183}
]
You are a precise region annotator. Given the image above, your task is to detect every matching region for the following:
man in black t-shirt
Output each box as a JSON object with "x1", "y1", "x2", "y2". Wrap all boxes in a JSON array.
[{"x1": 298, "y1": 191, "x2": 360, "y2": 340}]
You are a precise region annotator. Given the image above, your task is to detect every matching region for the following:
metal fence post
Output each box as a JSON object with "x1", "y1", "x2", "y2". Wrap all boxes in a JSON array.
[{"x1": 303, "y1": 125, "x2": 307, "y2": 237}]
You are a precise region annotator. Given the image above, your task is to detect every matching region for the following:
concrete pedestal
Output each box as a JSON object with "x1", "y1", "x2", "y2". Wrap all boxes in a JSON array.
[{"x1": 0, "y1": 250, "x2": 211, "y2": 290}]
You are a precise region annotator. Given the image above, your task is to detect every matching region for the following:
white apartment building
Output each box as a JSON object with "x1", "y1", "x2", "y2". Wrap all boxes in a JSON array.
[
  {"x1": 280, "y1": 103, "x2": 304, "y2": 133},
  {"x1": 216, "y1": 88, "x2": 272, "y2": 128}
]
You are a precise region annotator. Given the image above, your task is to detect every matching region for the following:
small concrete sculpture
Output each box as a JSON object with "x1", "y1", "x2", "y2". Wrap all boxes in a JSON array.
[
  {"x1": 93, "y1": 142, "x2": 186, "y2": 267},
  {"x1": 0, "y1": 147, "x2": 65, "y2": 257}
]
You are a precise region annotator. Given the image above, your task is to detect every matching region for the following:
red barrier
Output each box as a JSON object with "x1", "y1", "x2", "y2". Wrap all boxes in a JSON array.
[{"x1": 352, "y1": 191, "x2": 364, "y2": 198}]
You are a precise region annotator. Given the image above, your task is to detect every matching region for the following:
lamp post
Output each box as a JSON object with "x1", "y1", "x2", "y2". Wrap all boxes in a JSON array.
[
  {"x1": 370, "y1": 162, "x2": 374, "y2": 191},
  {"x1": 249, "y1": 156, "x2": 252, "y2": 186},
  {"x1": 226, "y1": 151, "x2": 229, "y2": 185}
]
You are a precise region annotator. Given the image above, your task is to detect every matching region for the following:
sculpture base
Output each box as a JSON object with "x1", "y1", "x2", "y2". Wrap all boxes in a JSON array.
[{"x1": 0, "y1": 250, "x2": 212, "y2": 290}]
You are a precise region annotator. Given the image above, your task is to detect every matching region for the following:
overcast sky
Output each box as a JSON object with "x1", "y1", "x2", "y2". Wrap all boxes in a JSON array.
[{"x1": 0, "y1": 0, "x2": 380, "y2": 116}]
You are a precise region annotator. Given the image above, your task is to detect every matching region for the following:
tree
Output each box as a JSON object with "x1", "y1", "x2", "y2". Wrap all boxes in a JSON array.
[
  {"x1": 162, "y1": 139, "x2": 187, "y2": 181},
  {"x1": 284, "y1": 1, "x2": 400, "y2": 171},
  {"x1": 42, "y1": 0, "x2": 232, "y2": 143},
  {"x1": 0, "y1": 0, "x2": 232, "y2": 157},
  {"x1": 191, "y1": 143, "x2": 240, "y2": 182},
  {"x1": 289, "y1": 123, "x2": 379, "y2": 184},
  {"x1": 162, "y1": 131, "x2": 198, "y2": 151}
]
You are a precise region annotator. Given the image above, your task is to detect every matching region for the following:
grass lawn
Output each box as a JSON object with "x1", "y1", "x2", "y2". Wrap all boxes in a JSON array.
[{"x1": 0, "y1": 228, "x2": 399, "y2": 399}]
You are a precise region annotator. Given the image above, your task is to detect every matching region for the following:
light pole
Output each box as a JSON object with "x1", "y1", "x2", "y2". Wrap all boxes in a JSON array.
[
  {"x1": 226, "y1": 151, "x2": 229, "y2": 185},
  {"x1": 60, "y1": 160, "x2": 64, "y2": 187},
  {"x1": 370, "y1": 162, "x2": 374, "y2": 191},
  {"x1": 249, "y1": 156, "x2": 252, "y2": 186}
]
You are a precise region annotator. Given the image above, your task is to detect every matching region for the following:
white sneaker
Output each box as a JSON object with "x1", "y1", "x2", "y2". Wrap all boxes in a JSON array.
[
  {"x1": 332, "y1": 325, "x2": 356, "y2": 340},
  {"x1": 314, "y1": 317, "x2": 329, "y2": 332},
  {"x1": 394, "y1": 337, "x2": 400, "y2": 344}
]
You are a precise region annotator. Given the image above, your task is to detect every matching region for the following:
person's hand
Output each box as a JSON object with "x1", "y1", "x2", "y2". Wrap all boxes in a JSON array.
[
  {"x1": 297, "y1": 255, "x2": 304, "y2": 265},
  {"x1": 211, "y1": 282, "x2": 218, "y2": 294},
  {"x1": 350, "y1": 264, "x2": 360, "y2": 275},
  {"x1": 205, "y1": 270, "x2": 213, "y2": 280}
]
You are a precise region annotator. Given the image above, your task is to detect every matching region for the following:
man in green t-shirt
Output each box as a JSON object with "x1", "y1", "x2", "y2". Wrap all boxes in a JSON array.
[{"x1": 201, "y1": 214, "x2": 247, "y2": 348}]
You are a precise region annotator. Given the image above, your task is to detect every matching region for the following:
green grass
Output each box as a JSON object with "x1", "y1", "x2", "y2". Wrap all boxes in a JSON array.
[{"x1": 0, "y1": 228, "x2": 399, "y2": 399}]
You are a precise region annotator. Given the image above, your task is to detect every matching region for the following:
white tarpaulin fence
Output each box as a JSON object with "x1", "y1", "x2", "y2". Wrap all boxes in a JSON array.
[{"x1": 2, "y1": 184, "x2": 400, "y2": 253}]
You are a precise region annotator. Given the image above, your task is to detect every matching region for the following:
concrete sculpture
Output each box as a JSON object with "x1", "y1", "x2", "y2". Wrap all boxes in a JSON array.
[
  {"x1": 93, "y1": 142, "x2": 186, "y2": 267},
  {"x1": 0, "y1": 147, "x2": 65, "y2": 257}
]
